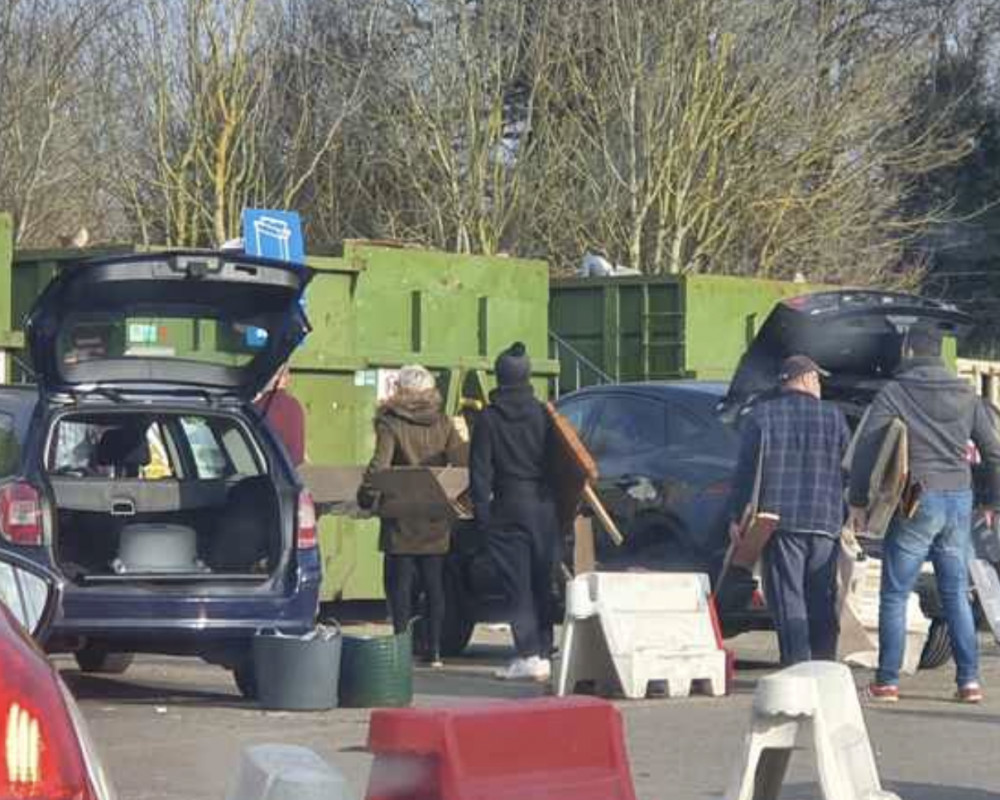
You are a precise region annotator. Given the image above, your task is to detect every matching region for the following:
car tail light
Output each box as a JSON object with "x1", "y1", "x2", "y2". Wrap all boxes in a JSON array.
[
  {"x1": 0, "y1": 611, "x2": 97, "y2": 799},
  {"x1": 0, "y1": 483, "x2": 43, "y2": 546},
  {"x1": 297, "y1": 489, "x2": 317, "y2": 550}
]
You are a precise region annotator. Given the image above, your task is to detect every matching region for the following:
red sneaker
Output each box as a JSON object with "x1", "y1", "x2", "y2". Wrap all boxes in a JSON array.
[
  {"x1": 867, "y1": 683, "x2": 900, "y2": 703},
  {"x1": 956, "y1": 683, "x2": 984, "y2": 704}
]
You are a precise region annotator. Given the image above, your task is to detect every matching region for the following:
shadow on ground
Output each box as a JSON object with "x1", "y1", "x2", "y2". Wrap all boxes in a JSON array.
[
  {"x1": 60, "y1": 670, "x2": 249, "y2": 709},
  {"x1": 781, "y1": 783, "x2": 1000, "y2": 800},
  {"x1": 866, "y1": 704, "x2": 1000, "y2": 726}
]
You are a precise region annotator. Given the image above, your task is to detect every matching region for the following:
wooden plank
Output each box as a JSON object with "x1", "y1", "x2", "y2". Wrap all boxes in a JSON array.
[
  {"x1": 717, "y1": 512, "x2": 780, "y2": 590},
  {"x1": 582, "y1": 483, "x2": 624, "y2": 546},
  {"x1": 573, "y1": 515, "x2": 597, "y2": 575}
]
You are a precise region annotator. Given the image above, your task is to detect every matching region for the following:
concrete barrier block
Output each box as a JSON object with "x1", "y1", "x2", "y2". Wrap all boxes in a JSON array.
[
  {"x1": 226, "y1": 744, "x2": 353, "y2": 800},
  {"x1": 724, "y1": 661, "x2": 901, "y2": 800},
  {"x1": 556, "y1": 572, "x2": 726, "y2": 700}
]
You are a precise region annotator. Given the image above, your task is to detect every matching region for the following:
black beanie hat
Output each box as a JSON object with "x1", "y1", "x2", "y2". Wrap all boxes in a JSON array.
[{"x1": 495, "y1": 342, "x2": 532, "y2": 387}]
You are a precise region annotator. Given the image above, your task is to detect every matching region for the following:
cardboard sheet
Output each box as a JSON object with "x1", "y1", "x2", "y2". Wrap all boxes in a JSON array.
[
  {"x1": 369, "y1": 466, "x2": 470, "y2": 520},
  {"x1": 299, "y1": 465, "x2": 365, "y2": 506},
  {"x1": 844, "y1": 416, "x2": 908, "y2": 538},
  {"x1": 865, "y1": 419, "x2": 908, "y2": 538}
]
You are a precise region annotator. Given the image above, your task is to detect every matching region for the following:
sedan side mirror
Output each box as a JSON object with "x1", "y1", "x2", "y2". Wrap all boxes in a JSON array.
[{"x1": 0, "y1": 551, "x2": 62, "y2": 642}]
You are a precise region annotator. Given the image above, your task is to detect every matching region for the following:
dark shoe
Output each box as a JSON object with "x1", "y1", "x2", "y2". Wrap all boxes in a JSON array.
[
  {"x1": 956, "y1": 683, "x2": 984, "y2": 704},
  {"x1": 867, "y1": 683, "x2": 900, "y2": 703}
]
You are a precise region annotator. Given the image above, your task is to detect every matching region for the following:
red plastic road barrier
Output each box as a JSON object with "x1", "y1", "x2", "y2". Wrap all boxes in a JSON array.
[{"x1": 365, "y1": 696, "x2": 637, "y2": 800}]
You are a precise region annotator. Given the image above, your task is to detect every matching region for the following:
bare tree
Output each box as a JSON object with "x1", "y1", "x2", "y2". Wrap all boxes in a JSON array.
[
  {"x1": 98, "y1": 0, "x2": 380, "y2": 247},
  {"x1": 0, "y1": 0, "x2": 116, "y2": 246},
  {"x1": 521, "y1": 0, "x2": 972, "y2": 284},
  {"x1": 363, "y1": 0, "x2": 545, "y2": 255}
]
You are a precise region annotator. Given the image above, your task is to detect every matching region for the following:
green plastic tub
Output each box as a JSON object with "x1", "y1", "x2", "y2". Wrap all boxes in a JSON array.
[{"x1": 337, "y1": 628, "x2": 413, "y2": 708}]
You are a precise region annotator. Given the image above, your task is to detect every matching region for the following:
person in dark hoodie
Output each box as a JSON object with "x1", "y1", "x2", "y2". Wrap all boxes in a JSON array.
[
  {"x1": 470, "y1": 342, "x2": 559, "y2": 682},
  {"x1": 358, "y1": 365, "x2": 466, "y2": 667},
  {"x1": 849, "y1": 327, "x2": 1000, "y2": 704}
]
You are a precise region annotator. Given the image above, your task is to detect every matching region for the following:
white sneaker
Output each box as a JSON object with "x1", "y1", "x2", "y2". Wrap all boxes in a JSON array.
[{"x1": 494, "y1": 656, "x2": 551, "y2": 683}]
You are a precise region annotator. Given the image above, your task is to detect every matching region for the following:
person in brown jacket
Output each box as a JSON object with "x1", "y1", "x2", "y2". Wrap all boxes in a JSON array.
[{"x1": 357, "y1": 365, "x2": 466, "y2": 667}]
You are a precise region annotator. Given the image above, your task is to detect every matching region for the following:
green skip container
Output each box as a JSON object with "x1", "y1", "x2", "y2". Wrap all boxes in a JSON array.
[{"x1": 337, "y1": 628, "x2": 413, "y2": 708}]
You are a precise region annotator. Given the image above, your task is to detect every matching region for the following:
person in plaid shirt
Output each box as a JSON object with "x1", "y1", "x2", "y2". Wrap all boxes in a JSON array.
[{"x1": 729, "y1": 354, "x2": 851, "y2": 665}]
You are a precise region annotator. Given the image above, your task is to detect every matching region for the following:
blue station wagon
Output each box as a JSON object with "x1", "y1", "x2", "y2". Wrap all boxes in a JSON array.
[{"x1": 0, "y1": 251, "x2": 321, "y2": 697}]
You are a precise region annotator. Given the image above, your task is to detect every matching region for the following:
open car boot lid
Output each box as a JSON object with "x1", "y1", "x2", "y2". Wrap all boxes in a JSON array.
[
  {"x1": 721, "y1": 290, "x2": 973, "y2": 415},
  {"x1": 26, "y1": 251, "x2": 312, "y2": 400}
]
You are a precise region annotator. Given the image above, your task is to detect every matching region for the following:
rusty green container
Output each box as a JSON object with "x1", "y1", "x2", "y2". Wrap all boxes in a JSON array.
[{"x1": 0, "y1": 226, "x2": 558, "y2": 603}]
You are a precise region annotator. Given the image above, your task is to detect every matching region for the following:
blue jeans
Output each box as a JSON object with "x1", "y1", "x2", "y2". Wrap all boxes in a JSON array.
[{"x1": 877, "y1": 490, "x2": 977, "y2": 687}]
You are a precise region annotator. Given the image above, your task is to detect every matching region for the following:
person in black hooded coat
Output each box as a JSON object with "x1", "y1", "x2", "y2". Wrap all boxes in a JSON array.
[{"x1": 469, "y1": 342, "x2": 560, "y2": 682}]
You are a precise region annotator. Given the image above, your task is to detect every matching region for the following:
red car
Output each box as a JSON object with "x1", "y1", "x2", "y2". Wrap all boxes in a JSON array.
[{"x1": 0, "y1": 550, "x2": 116, "y2": 799}]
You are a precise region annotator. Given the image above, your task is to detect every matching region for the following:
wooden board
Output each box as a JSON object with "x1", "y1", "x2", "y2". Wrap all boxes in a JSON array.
[
  {"x1": 545, "y1": 402, "x2": 599, "y2": 533},
  {"x1": 729, "y1": 512, "x2": 780, "y2": 570}
]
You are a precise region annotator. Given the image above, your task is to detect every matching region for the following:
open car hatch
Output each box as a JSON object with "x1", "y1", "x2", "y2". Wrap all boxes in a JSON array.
[
  {"x1": 722, "y1": 290, "x2": 973, "y2": 412},
  {"x1": 26, "y1": 251, "x2": 313, "y2": 399}
]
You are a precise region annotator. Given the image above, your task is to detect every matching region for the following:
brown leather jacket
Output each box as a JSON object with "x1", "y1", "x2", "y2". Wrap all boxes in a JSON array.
[{"x1": 358, "y1": 392, "x2": 467, "y2": 555}]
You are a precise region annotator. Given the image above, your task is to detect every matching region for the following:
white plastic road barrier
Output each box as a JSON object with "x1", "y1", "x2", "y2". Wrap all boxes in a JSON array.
[
  {"x1": 723, "y1": 661, "x2": 901, "y2": 800},
  {"x1": 838, "y1": 552, "x2": 929, "y2": 675},
  {"x1": 226, "y1": 744, "x2": 353, "y2": 800},
  {"x1": 555, "y1": 571, "x2": 726, "y2": 699}
]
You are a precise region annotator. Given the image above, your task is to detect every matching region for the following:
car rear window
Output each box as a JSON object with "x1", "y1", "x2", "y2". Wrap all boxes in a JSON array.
[
  {"x1": 48, "y1": 413, "x2": 263, "y2": 480},
  {"x1": 57, "y1": 312, "x2": 270, "y2": 370}
]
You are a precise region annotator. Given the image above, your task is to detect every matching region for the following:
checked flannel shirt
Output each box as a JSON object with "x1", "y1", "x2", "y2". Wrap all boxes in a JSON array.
[{"x1": 730, "y1": 389, "x2": 851, "y2": 537}]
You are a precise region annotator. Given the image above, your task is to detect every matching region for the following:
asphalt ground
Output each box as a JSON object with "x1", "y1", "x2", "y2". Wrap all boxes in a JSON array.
[{"x1": 62, "y1": 629, "x2": 1000, "y2": 800}]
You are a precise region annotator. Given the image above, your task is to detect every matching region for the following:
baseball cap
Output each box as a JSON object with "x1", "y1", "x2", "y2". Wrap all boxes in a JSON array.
[{"x1": 779, "y1": 354, "x2": 830, "y2": 383}]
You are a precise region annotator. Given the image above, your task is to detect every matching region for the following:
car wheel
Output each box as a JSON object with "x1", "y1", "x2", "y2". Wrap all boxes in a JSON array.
[
  {"x1": 233, "y1": 658, "x2": 258, "y2": 700},
  {"x1": 74, "y1": 648, "x2": 134, "y2": 675},
  {"x1": 918, "y1": 618, "x2": 952, "y2": 670}
]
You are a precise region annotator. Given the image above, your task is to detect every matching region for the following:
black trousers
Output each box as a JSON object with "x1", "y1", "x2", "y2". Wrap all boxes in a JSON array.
[
  {"x1": 490, "y1": 528, "x2": 557, "y2": 659},
  {"x1": 384, "y1": 554, "x2": 446, "y2": 657},
  {"x1": 763, "y1": 530, "x2": 840, "y2": 665}
]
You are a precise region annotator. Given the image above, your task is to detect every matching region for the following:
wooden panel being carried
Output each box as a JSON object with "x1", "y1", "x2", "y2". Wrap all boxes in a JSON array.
[{"x1": 545, "y1": 403, "x2": 623, "y2": 546}]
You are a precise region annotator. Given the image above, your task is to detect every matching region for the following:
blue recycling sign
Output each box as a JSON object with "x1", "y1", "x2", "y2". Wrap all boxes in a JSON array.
[
  {"x1": 241, "y1": 209, "x2": 305, "y2": 264},
  {"x1": 240, "y1": 208, "x2": 307, "y2": 349}
]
